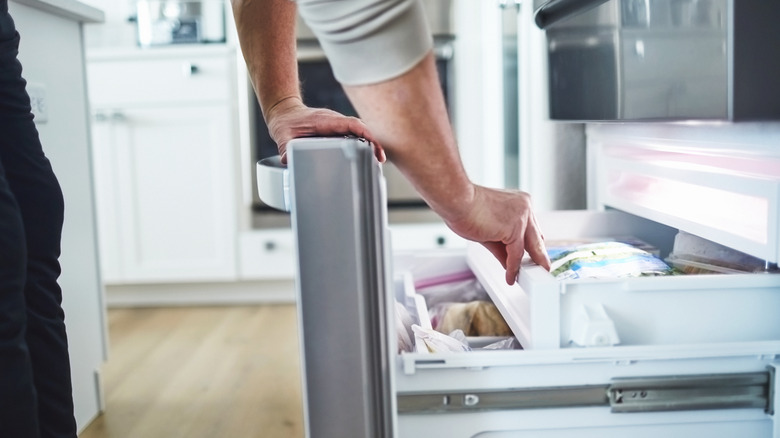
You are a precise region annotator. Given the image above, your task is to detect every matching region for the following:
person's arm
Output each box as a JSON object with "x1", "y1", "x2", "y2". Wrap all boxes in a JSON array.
[
  {"x1": 230, "y1": 0, "x2": 384, "y2": 162},
  {"x1": 345, "y1": 53, "x2": 550, "y2": 284},
  {"x1": 230, "y1": 0, "x2": 299, "y2": 120}
]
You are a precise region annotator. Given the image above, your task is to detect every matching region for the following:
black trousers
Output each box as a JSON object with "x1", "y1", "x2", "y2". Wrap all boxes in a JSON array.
[{"x1": 0, "y1": 3, "x2": 76, "y2": 437}]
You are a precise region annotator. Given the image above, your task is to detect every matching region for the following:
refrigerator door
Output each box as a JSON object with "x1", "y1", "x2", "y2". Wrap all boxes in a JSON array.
[
  {"x1": 260, "y1": 138, "x2": 780, "y2": 437},
  {"x1": 286, "y1": 137, "x2": 397, "y2": 438}
]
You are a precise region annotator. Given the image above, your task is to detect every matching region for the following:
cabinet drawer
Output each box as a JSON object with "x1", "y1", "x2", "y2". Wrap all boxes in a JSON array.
[
  {"x1": 390, "y1": 223, "x2": 466, "y2": 251},
  {"x1": 238, "y1": 229, "x2": 297, "y2": 280},
  {"x1": 87, "y1": 54, "x2": 232, "y2": 106}
]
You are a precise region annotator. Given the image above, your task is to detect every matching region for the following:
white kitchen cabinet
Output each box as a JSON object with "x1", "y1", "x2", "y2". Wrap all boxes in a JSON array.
[
  {"x1": 87, "y1": 48, "x2": 239, "y2": 284},
  {"x1": 389, "y1": 223, "x2": 466, "y2": 251},
  {"x1": 238, "y1": 228, "x2": 297, "y2": 279}
]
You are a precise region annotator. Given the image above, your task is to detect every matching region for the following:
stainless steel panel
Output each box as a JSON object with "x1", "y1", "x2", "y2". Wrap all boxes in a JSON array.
[
  {"x1": 540, "y1": 0, "x2": 780, "y2": 121},
  {"x1": 288, "y1": 137, "x2": 395, "y2": 438}
]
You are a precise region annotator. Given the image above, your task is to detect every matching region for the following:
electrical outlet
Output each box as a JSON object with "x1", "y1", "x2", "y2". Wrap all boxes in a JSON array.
[{"x1": 27, "y1": 82, "x2": 48, "y2": 124}]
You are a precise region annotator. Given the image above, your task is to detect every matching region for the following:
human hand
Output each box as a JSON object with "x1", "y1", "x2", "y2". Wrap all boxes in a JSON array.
[
  {"x1": 442, "y1": 185, "x2": 551, "y2": 285},
  {"x1": 265, "y1": 96, "x2": 385, "y2": 164}
]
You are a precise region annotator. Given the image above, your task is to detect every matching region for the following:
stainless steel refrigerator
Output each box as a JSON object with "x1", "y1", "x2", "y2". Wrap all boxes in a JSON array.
[{"x1": 257, "y1": 136, "x2": 780, "y2": 437}]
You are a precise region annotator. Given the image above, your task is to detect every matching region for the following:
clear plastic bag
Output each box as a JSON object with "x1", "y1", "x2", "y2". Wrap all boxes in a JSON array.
[
  {"x1": 395, "y1": 301, "x2": 416, "y2": 353},
  {"x1": 411, "y1": 325, "x2": 471, "y2": 353}
]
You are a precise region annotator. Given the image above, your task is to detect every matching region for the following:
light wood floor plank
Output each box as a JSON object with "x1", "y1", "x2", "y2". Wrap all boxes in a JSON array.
[{"x1": 80, "y1": 305, "x2": 304, "y2": 438}]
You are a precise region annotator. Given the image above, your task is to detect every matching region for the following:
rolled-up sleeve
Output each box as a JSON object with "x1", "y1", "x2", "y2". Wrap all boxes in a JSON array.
[{"x1": 296, "y1": 0, "x2": 433, "y2": 85}]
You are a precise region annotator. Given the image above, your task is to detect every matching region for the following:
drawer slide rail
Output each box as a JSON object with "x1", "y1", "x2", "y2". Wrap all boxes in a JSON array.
[{"x1": 397, "y1": 371, "x2": 773, "y2": 415}]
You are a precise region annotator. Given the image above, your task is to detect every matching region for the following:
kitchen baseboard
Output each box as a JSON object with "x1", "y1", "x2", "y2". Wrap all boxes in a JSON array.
[{"x1": 104, "y1": 280, "x2": 296, "y2": 307}]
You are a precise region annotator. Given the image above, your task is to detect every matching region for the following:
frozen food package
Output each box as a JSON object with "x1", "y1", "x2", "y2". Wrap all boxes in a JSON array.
[
  {"x1": 395, "y1": 301, "x2": 416, "y2": 353},
  {"x1": 415, "y1": 277, "x2": 512, "y2": 337},
  {"x1": 547, "y1": 240, "x2": 675, "y2": 280},
  {"x1": 667, "y1": 231, "x2": 775, "y2": 274},
  {"x1": 482, "y1": 337, "x2": 522, "y2": 350},
  {"x1": 412, "y1": 325, "x2": 471, "y2": 353},
  {"x1": 415, "y1": 277, "x2": 490, "y2": 308},
  {"x1": 436, "y1": 301, "x2": 513, "y2": 337}
]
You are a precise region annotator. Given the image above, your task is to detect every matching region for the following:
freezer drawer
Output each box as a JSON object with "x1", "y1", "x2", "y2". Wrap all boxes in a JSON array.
[
  {"x1": 394, "y1": 218, "x2": 780, "y2": 437},
  {"x1": 463, "y1": 210, "x2": 780, "y2": 351}
]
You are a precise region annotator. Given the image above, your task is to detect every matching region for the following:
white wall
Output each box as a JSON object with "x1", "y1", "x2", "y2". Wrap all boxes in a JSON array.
[{"x1": 453, "y1": 0, "x2": 504, "y2": 188}]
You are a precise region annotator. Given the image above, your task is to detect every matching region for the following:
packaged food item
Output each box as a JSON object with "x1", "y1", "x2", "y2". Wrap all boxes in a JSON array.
[
  {"x1": 547, "y1": 240, "x2": 675, "y2": 280},
  {"x1": 412, "y1": 325, "x2": 471, "y2": 353},
  {"x1": 395, "y1": 301, "x2": 416, "y2": 353},
  {"x1": 667, "y1": 231, "x2": 775, "y2": 274},
  {"x1": 435, "y1": 301, "x2": 513, "y2": 337},
  {"x1": 415, "y1": 277, "x2": 512, "y2": 337}
]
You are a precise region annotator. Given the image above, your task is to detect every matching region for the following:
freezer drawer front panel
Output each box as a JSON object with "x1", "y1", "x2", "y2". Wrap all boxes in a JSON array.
[
  {"x1": 398, "y1": 408, "x2": 772, "y2": 438},
  {"x1": 287, "y1": 138, "x2": 396, "y2": 438}
]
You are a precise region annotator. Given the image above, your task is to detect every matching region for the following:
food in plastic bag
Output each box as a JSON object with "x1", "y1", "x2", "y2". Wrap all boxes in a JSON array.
[
  {"x1": 415, "y1": 277, "x2": 512, "y2": 337},
  {"x1": 482, "y1": 337, "x2": 522, "y2": 350},
  {"x1": 436, "y1": 301, "x2": 513, "y2": 337},
  {"x1": 547, "y1": 241, "x2": 674, "y2": 280},
  {"x1": 395, "y1": 301, "x2": 416, "y2": 353},
  {"x1": 416, "y1": 277, "x2": 490, "y2": 308},
  {"x1": 412, "y1": 325, "x2": 470, "y2": 353}
]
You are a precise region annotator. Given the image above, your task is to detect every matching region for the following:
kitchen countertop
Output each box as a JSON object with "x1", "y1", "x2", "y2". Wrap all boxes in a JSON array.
[{"x1": 11, "y1": 0, "x2": 103, "y2": 22}]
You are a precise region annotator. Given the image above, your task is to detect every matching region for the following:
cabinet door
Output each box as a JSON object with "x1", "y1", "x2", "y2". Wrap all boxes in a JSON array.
[
  {"x1": 92, "y1": 105, "x2": 237, "y2": 283},
  {"x1": 91, "y1": 112, "x2": 125, "y2": 283}
]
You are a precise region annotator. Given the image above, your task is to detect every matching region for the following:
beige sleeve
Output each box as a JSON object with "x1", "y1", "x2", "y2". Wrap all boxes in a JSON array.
[{"x1": 296, "y1": 0, "x2": 433, "y2": 85}]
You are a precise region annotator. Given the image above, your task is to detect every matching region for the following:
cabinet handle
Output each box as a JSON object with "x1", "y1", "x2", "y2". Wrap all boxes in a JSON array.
[
  {"x1": 110, "y1": 112, "x2": 126, "y2": 122},
  {"x1": 264, "y1": 241, "x2": 276, "y2": 251},
  {"x1": 93, "y1": 111, "x2": 126, "y2": 122},
  {"x1": 182, "y1": 63, "x2": 200, "y2": 77}
]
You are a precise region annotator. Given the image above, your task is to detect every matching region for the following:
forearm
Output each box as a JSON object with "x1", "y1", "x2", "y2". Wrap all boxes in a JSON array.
[
  {"x1": 343, "y1": 53, "x2": 475, "y2": 223},
  {"x1": 230, "y1": 0, "x2": 300, "y2": 117}
]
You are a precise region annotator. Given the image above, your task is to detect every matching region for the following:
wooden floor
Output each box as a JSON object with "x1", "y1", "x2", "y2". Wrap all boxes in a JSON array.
[{"x1": 80, "y1": 305, "x2": 304, "y2": 438}]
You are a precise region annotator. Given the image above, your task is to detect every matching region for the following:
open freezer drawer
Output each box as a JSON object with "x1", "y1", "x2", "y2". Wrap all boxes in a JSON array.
[
  {"x1": 258, "y1": 138, "x2": 780, "y2": 438},
  {"x1": 464, "y1": 210, "x2": 780, "y2": 350},
  {"x1": 394, "y1": 211, "x2": 780, "y2": 436}
]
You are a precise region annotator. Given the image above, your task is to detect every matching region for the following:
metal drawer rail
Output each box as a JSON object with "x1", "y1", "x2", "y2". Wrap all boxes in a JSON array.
[{"x1": 397, "y1": 371, "x2": 773, "y2": 415}]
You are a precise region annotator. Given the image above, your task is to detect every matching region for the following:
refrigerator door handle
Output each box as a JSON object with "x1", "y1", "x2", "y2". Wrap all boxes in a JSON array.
[
  {"x1": 256, "y1": 155, "x2": 290, "y2": 212},
  {"x1": 534, "y1": 0, "x2": 610, "y2": 29}
]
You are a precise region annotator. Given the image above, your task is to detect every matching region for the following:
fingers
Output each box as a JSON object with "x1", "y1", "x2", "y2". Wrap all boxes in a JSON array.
[
  {"x1": 525, "y1": 213, "x2": 551, "y2": 271},
  {"x1": 269, "y1": 105, "x2": 383, "y2": 163},
  {"x1": 504, "y1": 219, "x2": 527, "y2": 285},
  {"x1": 324, "y1": 116, "x2": 386, "y2": 162}
]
